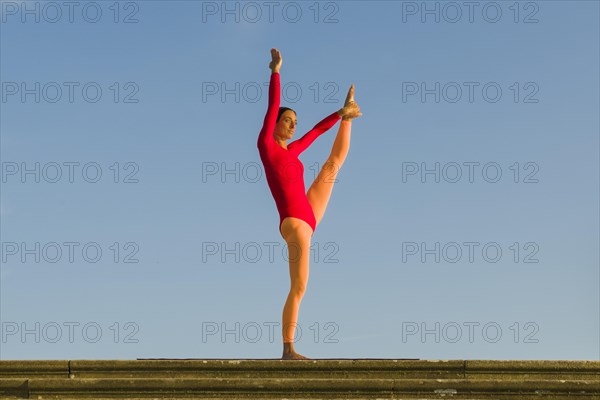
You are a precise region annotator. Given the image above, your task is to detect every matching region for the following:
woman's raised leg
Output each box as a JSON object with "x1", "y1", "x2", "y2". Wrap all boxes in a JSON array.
[
  {"x1": 280, "y1": 217, "x2": 313, "y2": 360},
  {"x1": 306, "y1": 119, "x2": 352, "y2": 227}
]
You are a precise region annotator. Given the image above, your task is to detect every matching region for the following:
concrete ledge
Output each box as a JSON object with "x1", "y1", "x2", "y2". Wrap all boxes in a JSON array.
[
  {"x1": 0, "y1": 360, "x2": 69, "y2": 377},
  {"x1": 1, "y1": 359, "x2": 598, "y2": 399},
  {"x1": 74, "y1": 359, "x2": 465, "y2": 379}
]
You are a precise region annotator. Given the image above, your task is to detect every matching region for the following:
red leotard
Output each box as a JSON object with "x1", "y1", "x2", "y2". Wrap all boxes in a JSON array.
[{"x1": 257, "y1": 72, "x2": 341, "y2": 236}]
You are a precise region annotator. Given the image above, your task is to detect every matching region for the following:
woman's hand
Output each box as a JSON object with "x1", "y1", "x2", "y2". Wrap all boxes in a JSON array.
[
  {"x1": 337, "y1": 84, "x2": 363, "y2": 121},
  {"x1": 340, "y1": 102, "x2": 362, "y2": 121},
  {"x1": 269, "y1": 48, "x2": 282, "y2": 73}
]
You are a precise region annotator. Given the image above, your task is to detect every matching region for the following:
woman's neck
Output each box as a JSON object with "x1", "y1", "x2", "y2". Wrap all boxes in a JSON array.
[{"x1": 274, "y1": 136, "x2": 288, "y2": 150}]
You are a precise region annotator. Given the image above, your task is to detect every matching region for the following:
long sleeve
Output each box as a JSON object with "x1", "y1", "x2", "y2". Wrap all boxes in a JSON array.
[
  {"x1": 288, "y1": 111, "x2": 341, "y2": 156},
  {"x1": 257, "y1": 72, "x2": 280, "y2": 149}
]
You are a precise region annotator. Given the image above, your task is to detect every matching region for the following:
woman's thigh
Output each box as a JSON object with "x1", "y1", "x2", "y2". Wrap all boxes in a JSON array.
[
  {"x1": 306, "y1": 158, "x2": 342, "y2": 227},
  {"x1": 280, "y1": 217, "x2": 312, "y2": 280}
]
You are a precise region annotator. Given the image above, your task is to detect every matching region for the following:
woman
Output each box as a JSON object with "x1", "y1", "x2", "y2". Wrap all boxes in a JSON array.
[{"x1": 257, "y1": 48, "x2": 362, "y2": 360}]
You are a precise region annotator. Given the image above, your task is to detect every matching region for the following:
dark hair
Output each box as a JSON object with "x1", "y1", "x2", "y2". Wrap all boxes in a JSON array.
[{"x1": 276, "y1": 107, "x2": 296, "y2": 123}]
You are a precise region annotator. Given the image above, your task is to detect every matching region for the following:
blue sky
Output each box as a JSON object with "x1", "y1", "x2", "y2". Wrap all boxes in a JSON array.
[{"x1": 1, "y1": 0, "x2": 598, "y2": 360}]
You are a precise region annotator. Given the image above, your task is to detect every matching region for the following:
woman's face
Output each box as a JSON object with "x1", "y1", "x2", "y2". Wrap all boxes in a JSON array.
[{"x1": 274, "y1": 110, "x2": 297, "y2": 140}]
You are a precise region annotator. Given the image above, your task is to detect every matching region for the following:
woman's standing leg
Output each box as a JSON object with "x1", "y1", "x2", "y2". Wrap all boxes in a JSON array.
[{"x1": 280, "y1": 217, "x2": 313, "y2": 360}]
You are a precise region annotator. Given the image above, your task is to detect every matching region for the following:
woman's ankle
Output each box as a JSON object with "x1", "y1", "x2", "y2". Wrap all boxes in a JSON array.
[{"x1": 283, "y1": 342, "x2": 294, "y2": 353}]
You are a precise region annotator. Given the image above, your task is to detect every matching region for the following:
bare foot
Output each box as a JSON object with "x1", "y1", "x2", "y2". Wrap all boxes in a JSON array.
[
  {"x1": 281, "y1": 351, "x2": 310, "y2": 360},
  {"x1": 341, "y1": 84, "x2": 362, "y2": 121},
  {"x1": 345, "y1": 84, "x2": 355, "y2": 106}
]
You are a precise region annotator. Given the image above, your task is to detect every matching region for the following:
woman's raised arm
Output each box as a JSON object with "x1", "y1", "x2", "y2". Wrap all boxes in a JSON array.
[{"x1": 257, "y1": 48, "x2": 283, "y2": 149}]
